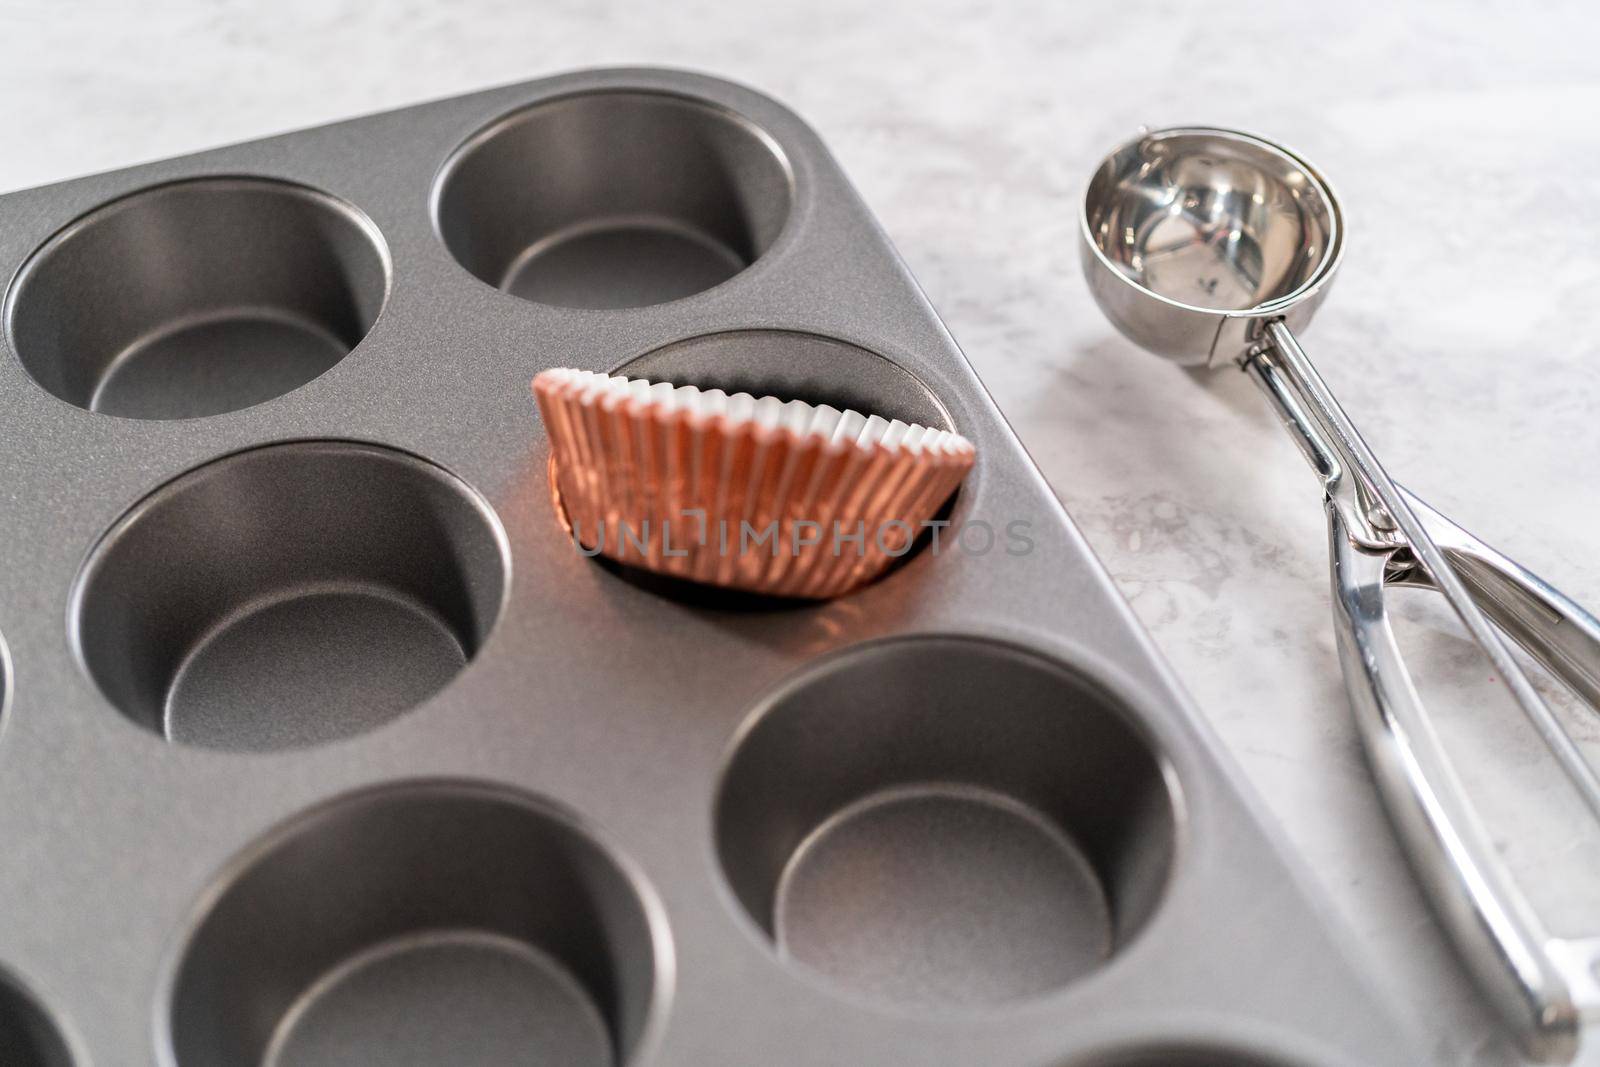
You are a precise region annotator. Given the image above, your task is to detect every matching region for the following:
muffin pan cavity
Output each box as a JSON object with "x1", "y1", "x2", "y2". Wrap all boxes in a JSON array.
[
  {"x1": 163, "y1": 783, "x2": 663, "y2": 1067},
  {"x1": 570, "y1": 329, "x2": 959, "y2": 608},
  {"x1": 434, "y1": 91, "x2": 791, "y2": 309},
  {"x1": 5, "y1": 178, "x2": 388, "y2": 420},
  {"x1": 715, "y1": 637, "x2": 1177, "y2": 1008},
  {"x1": 71, "y1": 442, "x2": 507, "y2": 751},
  {"x1": 0, "y1": 969, "x2": 75, "y2": 1066}
]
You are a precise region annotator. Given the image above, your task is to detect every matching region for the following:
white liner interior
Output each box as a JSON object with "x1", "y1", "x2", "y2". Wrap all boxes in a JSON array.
[{"x1": 542, "y1": 368, "x2": 974, "y2": 456}]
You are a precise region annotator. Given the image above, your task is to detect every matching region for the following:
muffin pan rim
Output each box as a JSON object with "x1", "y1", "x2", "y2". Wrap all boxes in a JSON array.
[
  {"x1": 0, "y1": 957, "x2": 85, "y2": 1067},
  {"x1": 428, "y1": 84, "x2": 800, "y2": 313},
  {"x1": 63, "y1": 437, "x2": 515, "y2": 751},
  {"x1": 1, "y1": 173, "x2": 395, "y2": 422},
  {"x1": 0, "y1": 629, "x2": 11, "y2": 742},
  {"x1": 150, "y1": 776, "x2": 678, "y2": 1067},
  {"x1": 705, "y1": 630, "x2": 1189, "y2": 1019}
]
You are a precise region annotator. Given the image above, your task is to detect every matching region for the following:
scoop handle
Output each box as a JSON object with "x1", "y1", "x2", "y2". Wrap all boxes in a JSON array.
[
  {"x1": 1246, "y1": 329, "x2": 1600, "y2": 1061},
  {"x1": 1261, "y1": 320, "x2": 1600, "y2": 822},
  {"x1": 1243, "y1": 342, "x2": 1600, "y2": 699},
  {"x1": 1326, "y1": 501, "x2": 1585, "y2": 1062},
  {"x1": 1387, "y1": 488, "x2": 1600, "y2": 711}
]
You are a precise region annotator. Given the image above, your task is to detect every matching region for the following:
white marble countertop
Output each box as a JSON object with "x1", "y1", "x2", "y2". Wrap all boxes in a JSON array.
[{"x1": 5, "y1": 2, "x2": 1598, "y2": 1063}]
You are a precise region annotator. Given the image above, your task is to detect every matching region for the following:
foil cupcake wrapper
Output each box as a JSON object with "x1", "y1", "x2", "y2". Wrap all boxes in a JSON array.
[{"x1": 533, "y1": 369, "x2": 976, "y2": 598}]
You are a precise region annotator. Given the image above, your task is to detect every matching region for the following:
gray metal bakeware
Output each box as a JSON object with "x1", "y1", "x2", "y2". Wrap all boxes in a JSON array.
[{"x1": 0, "y1": 67, "x2": 1429, "y2": 1066}]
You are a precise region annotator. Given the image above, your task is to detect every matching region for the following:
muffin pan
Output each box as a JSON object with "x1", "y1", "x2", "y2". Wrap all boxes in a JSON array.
[{"x1": 0, "y1": 68, "x2": 1424, "y2": 1065}]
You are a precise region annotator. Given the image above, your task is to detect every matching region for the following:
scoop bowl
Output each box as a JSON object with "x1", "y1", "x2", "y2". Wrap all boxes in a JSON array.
[{"x1": 1079, "y1": 126, "x2": 1344, "y2": 366}]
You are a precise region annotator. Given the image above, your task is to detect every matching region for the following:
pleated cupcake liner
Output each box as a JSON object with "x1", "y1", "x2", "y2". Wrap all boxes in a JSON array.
[{"x1": 533, "y1": 368, "x2": 976, "y2": 599}]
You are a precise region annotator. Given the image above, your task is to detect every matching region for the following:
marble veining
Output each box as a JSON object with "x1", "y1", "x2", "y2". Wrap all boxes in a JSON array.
[{"x1": 5, "y1": 2, "x2": 1600, "y2": 1064}]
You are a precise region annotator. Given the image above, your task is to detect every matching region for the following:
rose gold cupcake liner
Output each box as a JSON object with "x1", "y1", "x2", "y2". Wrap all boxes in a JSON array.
[{"x1": 533, "y1": 368, "x2": 976, "y2": 599}]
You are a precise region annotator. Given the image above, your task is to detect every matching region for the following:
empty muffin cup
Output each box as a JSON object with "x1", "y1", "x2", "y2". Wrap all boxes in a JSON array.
[
  {"x1": 715, "y1": 637, "x2": 1177, "y2": 1008},
  {"x1": 0, "y1": 968, "x2": 75, "y2": 1066},
  {"x1": 163, "y1": 782, "x2": 664, "y2": 1067},
  {"x1": 434, "y1": 91, "x2": 791, "y2": 309},
  {"x1": 5, "y1": 178, "x2": 389, "y2": 420},
  {"x1": 70, "y1": 442, "x2": 507, "y2": 751}
]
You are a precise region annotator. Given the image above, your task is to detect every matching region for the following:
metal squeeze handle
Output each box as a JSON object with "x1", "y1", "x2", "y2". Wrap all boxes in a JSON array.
[
  {"x1": 1391, "y1": 489, "x2": 1600, "y2": 712},
  {"x1": 1245, "y1": 322, "x2": 1600, "y2": 1063},
  {"x1": 1328, "y1": 503, "x2": 1599, "y2": 1063}
]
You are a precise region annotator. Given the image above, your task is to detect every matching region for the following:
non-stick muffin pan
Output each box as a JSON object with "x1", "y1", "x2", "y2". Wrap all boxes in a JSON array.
[{"x1": 0, "y1": 68, "x2": 1427, "y2": 1065}]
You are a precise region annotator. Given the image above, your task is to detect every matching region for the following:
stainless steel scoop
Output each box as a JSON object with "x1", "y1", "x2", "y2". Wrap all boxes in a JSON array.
[{"x1": 1080, "y1": 126, "x2": 1600, "y2": 1063}]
